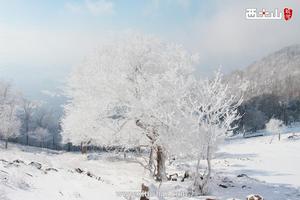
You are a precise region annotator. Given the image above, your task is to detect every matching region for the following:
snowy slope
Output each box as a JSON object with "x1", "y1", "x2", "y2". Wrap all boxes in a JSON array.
[
  {"x1": 160, "y1": 130, "x2": 300, "y2": 200},
  {"x1": 217, "y1": 130, "x2": 300, "y2": 188},
  {"x1": 0, "y1": 145, "x2": 127, "y2": 200},
  {"x1": 212, "y1": 131, "x2": 300, "y2": 199},
  {"x1": 1, "y1": 130, "x2": 300, "y2": 200}
]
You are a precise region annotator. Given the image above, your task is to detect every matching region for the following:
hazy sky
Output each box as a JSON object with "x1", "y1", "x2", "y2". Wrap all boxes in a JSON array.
[{"x1": 0, "y1": 0, "x2": 300, "y2": 100}]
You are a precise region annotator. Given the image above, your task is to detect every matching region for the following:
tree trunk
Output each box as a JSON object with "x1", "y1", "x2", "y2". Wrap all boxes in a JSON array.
[
  {"x1": 278, "y1": 132, "x2": 281, "y2": 141},
  {"x1": 26, "y1": 134, "x2": 29, "y2": 146},
  {"x1": 193, "y1": 145, "x2": 212, "y2": 195},
  {"x1": 156, "y1": 146, "x2": 167, "y2": 181},
  {"x1": 81, "y1": 142, "x2": 87, "y2": 154},
  {"x1": 200, "y1": 145, "x2": 212, "y2": 195},
  {"x1": 52, "y1": 135, "x2": 56, "y2": 149},
  {"x1": 24, "y1": 118, "x2": 29, "y2": 145},
  {"x1": 194, "y1": 154, "x2": 201, "y2": 187},
  {"x1": 148, "y1": 146, "x2": 154, "y2": 173},
  {"x1": 5, "y1": 139, "x2": 8, "y2": 149},
  {"x1": 123, "y1": 148, "x2": 127, "y2": 159}
]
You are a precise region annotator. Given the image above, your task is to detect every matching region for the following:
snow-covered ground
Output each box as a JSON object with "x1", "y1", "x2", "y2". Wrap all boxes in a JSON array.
[
  {"x1": 0, "y1": 129, "x2": 300, "y2": 200},
  {"x1": 0, "y1": 145, "x2": 127, "y2": 200},
  {"x1": 213, "y1": 132, "x2": 300, "y2": 199},
  {"x1": 217, "y1": 134, "x2": 300, "y2": 187}
]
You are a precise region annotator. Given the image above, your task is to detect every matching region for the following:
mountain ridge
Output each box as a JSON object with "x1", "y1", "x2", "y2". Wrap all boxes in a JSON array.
[{"x1": 227, "y1": 44, "x2": 300, "y2": 100}]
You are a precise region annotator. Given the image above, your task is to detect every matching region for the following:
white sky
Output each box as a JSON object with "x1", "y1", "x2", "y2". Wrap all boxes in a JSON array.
[{"x1": 0, "y1": 0, "x2": 299, "y2": 100}]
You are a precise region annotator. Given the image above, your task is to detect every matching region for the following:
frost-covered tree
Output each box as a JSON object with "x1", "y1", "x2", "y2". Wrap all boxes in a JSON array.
[
  {"x1": 62, "y1": 33, "x2": 197, "y2": 180},
  {"x1": 30, "y1": 127, "x2": 50, "y2": 148},
  {"x1": 0, "y1": 81, "x2": 21, "y2": 149},
  {"x1": 20, "y1": 99, "x2": 38, "y2": 145},
  {"x1": 180, "y1": 71, "x2": 242, "y2": 195},
  {"x1": 31, "y1": 107, "x2": 61, "y2": 148},
  {"x1": 0, "y1": 104, "x2": 21, "y2": 148},
  {"x1": 266, "y1": 118, "x2": 284, "y2": 142}
]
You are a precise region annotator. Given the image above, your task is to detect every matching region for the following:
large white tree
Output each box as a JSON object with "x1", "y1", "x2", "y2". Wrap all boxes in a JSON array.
[{"x1": 62, "y1": 33, "x2": 197, "y2": 180}]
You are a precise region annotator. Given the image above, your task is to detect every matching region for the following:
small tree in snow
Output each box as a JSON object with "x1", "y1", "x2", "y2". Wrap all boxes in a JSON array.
[
  {"x1": 266, "y1": 118, "x2": 284, "y2": 142},
  {"x1": 0, "y1": 105, "x2": 21, "y2": 148},
  {"x1": 0, "y1": 81, "x2": 21, "y2": 149},
  {"x1": 180, "y1": 71, "x2": 242, "y2": 195}
]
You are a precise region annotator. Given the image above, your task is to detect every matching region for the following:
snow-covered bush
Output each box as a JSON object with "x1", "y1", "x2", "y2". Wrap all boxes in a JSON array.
[{"x1": 266, "y1": 118, "x2": 284, "y2": 141}]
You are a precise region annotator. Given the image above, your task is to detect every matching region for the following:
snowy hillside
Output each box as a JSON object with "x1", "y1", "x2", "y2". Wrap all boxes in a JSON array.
[
  {"x1": 226, "y1": 44, "x2": 300, "y2": 99},
  {"x1": 245, "y1": 44, "x2": 300, "y2": 82},
  {"x1": 1, "y1": 128, "x2": 300, "y2": 200}
]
